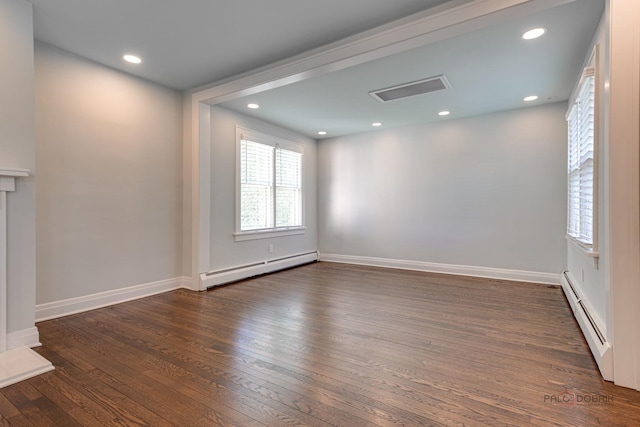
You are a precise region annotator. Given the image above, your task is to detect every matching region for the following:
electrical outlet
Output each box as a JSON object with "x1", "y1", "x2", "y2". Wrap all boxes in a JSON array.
[{"x1": 268, "y1": 244, "x2": 274, "y2": 253}]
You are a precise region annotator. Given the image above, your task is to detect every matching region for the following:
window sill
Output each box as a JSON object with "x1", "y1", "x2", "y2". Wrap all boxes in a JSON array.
[
  {"x1": 234, "y1": 227, "x2": 306, "y2": 242},
  {"x1": 566, "y1": 235, "x2": 599, "y2": 268}
]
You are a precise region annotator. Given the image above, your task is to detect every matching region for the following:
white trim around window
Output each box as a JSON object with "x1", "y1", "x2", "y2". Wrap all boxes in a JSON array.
[
  {"x1": 234, "y1": 126, "x2": 305, "y2": 242},
  {"x1": 566, "y1": 45, "x2": 599, "y2": 261}
]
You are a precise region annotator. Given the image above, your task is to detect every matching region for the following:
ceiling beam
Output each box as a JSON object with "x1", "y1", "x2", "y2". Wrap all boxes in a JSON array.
[{"x1": 190, "y1": 0, "x2": 576, "y2": 104}]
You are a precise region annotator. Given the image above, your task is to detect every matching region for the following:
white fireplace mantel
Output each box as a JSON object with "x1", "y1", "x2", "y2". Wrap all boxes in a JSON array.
[
  {"x1": 0, "y1": 168, "x2": 29, "y2": 192},
  {"x1": 0, "y1": 168, "x2": 29, "y2": 176},
  {"x1": 0, "y1": 168, "x2": 53, "y2": 388}
]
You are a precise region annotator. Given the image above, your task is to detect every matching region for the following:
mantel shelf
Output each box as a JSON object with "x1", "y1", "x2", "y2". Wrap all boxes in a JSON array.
[{"x1": 0, "y1": 168, "x2": 29, "y2": 178}]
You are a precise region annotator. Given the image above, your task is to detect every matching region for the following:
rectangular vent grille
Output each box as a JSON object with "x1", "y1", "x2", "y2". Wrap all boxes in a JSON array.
[{"x1": 370, "y1": 75, "x2": 451, "y2": 103}]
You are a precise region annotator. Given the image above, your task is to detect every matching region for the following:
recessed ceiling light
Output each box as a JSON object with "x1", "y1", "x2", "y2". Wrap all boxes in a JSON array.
[
  {"x1": 438, "y1": 110, "x2": 450, "y2": 116},
  {"x1": 247, "y1": 103, "x2": 260, "y2": 109},
  {"x1": 318, "y1": 131, "x2": 327, "y2": 135},
  {"x1": 372, "y1": 122, "x2": 382, "y2": 127},
  {"x1": 523, "y1": 95, "x2": 539, "y2": 102},
  {"x1": 123, "y1": 54, "x2": 142, "y2": 64},
  {"x1": 522, "y1": 28, "x2": 546, "y2": 40}
]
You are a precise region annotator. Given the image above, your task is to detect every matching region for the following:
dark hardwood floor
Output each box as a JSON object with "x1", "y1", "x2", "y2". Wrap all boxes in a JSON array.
[{"x1": 2, "y1": 262, "x2": 640, "y2": 426}]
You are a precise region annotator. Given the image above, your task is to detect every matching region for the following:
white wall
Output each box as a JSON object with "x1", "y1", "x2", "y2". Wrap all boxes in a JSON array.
[
  {"x1": 606, "y1": 0, "x2": 640, "y2": 390},
  {"x1": 182, "y1": 96, "x2": 193, "y2": 279},
  {"x1": 34, "y1": 42, "x2": 183, "y2": 304},
  {"x1": 0, "y1": 0, "x2": 37, "y2": 336},
  {"x1": 565, "y1": 7, "x2": 610, "y2": 337},
  {"x1": 207, "y1": 106, "x2": 317, "y2": 271},
  {"x1": 318, "y1": 102, "x2": 567, "y2": 275}
]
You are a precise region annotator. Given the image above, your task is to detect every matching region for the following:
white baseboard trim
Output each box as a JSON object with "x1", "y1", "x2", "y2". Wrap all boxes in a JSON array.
[
  {"x1": 36, "y1": 276, "x2": 190, "y2": 322},
  {"x1": 319, "y1": 253, "x2": 560, "y2": 285},
  {"x1": 180, "y1": 275, "x2": 195, "y2": 291},
  {"x1": 7, "y1": 327, "x2": 41, "y2": 349},
  {"x1": 561, "y1": 271, "x2": 613, "y2": 381},
  {"x1": 201, "y1": 251, "x2": 319, "y2": 289}
]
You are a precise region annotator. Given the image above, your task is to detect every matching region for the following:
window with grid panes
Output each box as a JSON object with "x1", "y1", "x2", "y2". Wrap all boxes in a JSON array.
[
  {"x1": 238, "y1": 129, "x2": 303, "y2": 233},
  {"x1": 566, "y1": 66, "x2": 595, "y2": 246}
]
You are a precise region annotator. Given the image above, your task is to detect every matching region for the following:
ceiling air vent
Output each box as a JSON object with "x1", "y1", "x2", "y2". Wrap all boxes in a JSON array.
[{"x1": 369, "y1": 75, "x2": 451, "y2": 103}]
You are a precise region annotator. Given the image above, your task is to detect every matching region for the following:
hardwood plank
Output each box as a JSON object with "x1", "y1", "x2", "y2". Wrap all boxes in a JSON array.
[
  {"x1": 1, "y1": 382, "x2": 65, "y2": 427},
  {"x1": 107, "y1": 295, "x2": 532, "y2": 425},
  {"x1": 29, "y1": 374, "x2": 113, "y2": 426},
  {"x1": 43, "y1": 325, "x2": 264, "y2": 427},
  {"x1": 61, "y1": 314, "x2": 378, "y2": 427},
  {"x1": 90, "y1": 307, "x2": 445, "y2": 426},
  {"x1": 0, "y1": 415, "x2": 35, "y2": 427},
  {"x1": 0, "y1": 392, "x2": 21, "y2": 419},
  {"x1": 1, "y1": 262, "x2": 639, "y2": 426}
]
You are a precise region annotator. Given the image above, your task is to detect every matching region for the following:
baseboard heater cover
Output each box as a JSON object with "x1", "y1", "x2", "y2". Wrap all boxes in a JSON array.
[
  {"x1": 561, "y1": 271, "x2": 613, "y2": 381},
  {"x1": 200, "y1": 251, "x2": 318, "y2": 289}
]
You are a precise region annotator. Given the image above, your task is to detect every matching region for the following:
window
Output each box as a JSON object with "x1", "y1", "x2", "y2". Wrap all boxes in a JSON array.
[
  {"x1": 236, "y1": 127, "x2": 303, "y2": 239},
  {"x1": 566, "y1": 65, "x2": 596, "y2": 247}
]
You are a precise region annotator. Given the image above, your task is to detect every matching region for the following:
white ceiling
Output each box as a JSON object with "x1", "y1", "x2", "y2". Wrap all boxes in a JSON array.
[
  {"x1": 29, "y1": 0, "x2": 604, "y2": 139},
  {"x1": 220, "y1": 0, "x2": 604, "y2": 138},
  {"x1": 29, "y1": 0, "x2": 451, "y2": 90}
]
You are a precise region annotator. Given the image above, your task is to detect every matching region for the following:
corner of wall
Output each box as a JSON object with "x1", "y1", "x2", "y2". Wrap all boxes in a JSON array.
[{"x1": 182, "y1": 92, "x2": 193, "y2": 279}]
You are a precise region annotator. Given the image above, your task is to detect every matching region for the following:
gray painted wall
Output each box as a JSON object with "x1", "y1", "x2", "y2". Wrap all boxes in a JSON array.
[
  {"x1": 182, "y1": 96, "x2": 193, "y2": 279},
  {"x1": 35, "y1": 42, "x2": 183, "y2": 304},
  {"x1": 208, "y1": 106, "x2": 317, "y2": 271},
  {"x1": 318, "y1": 102, "x2": 567, "y2": 274},
  {"x1": 0, "y1": 0, "x2": 36, "y2": 334}
]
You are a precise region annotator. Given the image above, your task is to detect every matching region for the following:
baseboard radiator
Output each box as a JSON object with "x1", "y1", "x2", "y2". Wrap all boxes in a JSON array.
[
  {"x1": 560, "y1": 271, "x2": 613, "y2": 381},
  {"x1": 200, "y1": 251, "x2": 318, "y2": 289}
]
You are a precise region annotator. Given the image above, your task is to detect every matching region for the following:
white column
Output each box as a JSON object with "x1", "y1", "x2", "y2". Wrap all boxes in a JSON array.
[{"x1": 608, "y1": 0, "x2": 640, "y2": 390}]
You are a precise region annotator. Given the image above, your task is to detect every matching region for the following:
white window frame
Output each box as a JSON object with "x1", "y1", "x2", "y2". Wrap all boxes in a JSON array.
[
  {"x1": 234, "y1": 126, "x2": 305, "y2": 241},
  {"x1": 566, "y1": 46, "x2": 599, "y2": 259}
]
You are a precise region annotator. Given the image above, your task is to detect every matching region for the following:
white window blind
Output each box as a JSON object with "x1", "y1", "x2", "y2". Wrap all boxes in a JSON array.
[
  {"x1": 567, "y1": 67, "x2": 595, "y2": 245},
  {"x1": 240, "y1": 139, "x2": 274, "y2": 231},
  {"x1": 238, "y1": 131, "x2": 303, "y2": 233},
  {"x1": 275, "y1": 147, "x2": 302, "y2": 227}
]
